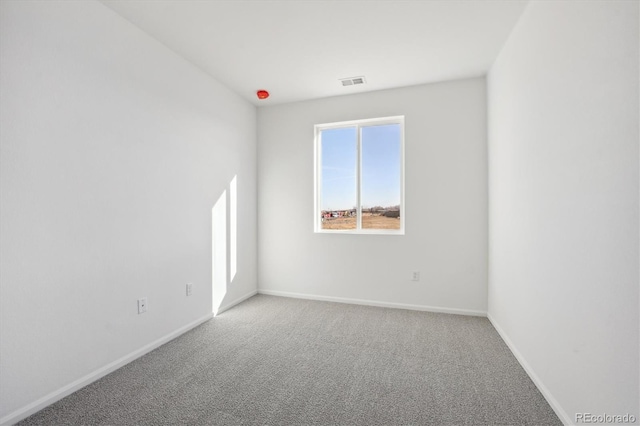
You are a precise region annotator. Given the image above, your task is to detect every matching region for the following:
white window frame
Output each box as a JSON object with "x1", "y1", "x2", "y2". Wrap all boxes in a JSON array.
[{"x1": 314, "y1": 115, "x2": 405, "y2": 235}]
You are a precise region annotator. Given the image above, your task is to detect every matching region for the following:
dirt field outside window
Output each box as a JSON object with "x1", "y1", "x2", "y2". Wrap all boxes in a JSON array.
[{"x1": 321, "y1": 213, "x2": 401, "y2": 230}]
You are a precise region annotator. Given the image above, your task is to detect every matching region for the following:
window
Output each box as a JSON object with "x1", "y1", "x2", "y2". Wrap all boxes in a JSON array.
[{"x1": 314, "y1": 116, "x2": 404, "y2": 234}]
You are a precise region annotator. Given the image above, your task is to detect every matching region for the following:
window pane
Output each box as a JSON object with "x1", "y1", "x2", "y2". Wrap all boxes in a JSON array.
[
  {"x1": 320, "y1": 127, "x2": 357, "y2": 230},
  {"x1": 361, "y1": 124, "x2": 401, "y2": 230}
]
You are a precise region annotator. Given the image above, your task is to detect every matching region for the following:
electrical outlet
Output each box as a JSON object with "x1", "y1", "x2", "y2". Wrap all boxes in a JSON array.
[
  {"x1": 412, "y1": 272, "x2": 420, "y2": 281},
  {"x1": 186, "y1": 283, "x2": 192, "y2": 296},
  {"x1": 138, "y1": 297, "x2": 147, "y2": 314}
]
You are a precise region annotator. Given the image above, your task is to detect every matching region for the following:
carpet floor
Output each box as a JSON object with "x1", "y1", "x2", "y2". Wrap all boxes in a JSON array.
[{"x1": 18, "y1": 294, "x2": 561, "y2": 425}]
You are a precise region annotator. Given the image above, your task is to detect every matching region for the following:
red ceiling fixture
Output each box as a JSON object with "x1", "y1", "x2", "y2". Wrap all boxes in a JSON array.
[{"x1": 256, "y1": 90, "x2": 270, "y2": 100}]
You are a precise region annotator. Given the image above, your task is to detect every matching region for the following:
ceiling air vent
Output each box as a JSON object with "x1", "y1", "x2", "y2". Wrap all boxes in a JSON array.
[{"x1": 340, "y1": 76, "x2": 366, "y2": 87}]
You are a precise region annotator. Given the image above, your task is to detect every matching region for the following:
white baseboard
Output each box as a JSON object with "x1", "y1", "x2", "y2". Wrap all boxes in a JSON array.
[
  {"x1": 216, "y1": 289, "x2": 258, "y2": 316},
  {"x1": 487, "y1": 313, "x2": 572, "y2": 426},
  {"x1": 0, "y1": 313, "x2": 213, "y2": 426},
  {"x1": 257, "y1": 289, "x2": 487, "y2": 317}
]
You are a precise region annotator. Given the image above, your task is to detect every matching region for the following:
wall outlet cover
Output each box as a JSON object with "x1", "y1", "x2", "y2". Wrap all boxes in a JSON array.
[{"x1": 138, "y1": 297, "x2": 147, "y2": 314}]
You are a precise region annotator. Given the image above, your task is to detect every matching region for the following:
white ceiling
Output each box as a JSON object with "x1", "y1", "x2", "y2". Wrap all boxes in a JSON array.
[{"x1": 100, "y1": 0, "x2": 529, "y2": 106}]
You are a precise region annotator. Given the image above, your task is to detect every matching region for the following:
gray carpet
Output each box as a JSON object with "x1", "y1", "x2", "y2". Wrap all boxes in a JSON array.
[{"x1": 18, "y1": 295, "x2": 561, "y2": 425}]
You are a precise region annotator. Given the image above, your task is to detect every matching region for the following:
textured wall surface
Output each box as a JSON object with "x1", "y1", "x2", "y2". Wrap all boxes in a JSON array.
[
  {"x1": 0, "y1": 1, "x2": 257, "y2": 421},
  {"x1": 258, "y1": 78, "x2": 488, "y2": 314},
  {"x1": 488, "y1": 1, "x2": 639, "y2": 422}
]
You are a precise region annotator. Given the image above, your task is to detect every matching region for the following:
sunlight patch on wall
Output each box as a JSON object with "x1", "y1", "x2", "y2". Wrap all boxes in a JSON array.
[
  {"x1": 212, "y1": 190, "x2": 227, "y2": 316},
  {"x1": 230, "y1": 175, "x2": 237, "y2": 283}
]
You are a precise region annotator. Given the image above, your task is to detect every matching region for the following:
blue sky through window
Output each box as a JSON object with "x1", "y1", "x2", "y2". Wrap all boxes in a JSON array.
[
  {"x1": 362, "y1": 124, "x2": 401, "y2": 209},
  {"x1": 320, "y1": 127, "x2": 356, "y2": 211},
  {"x1": 320, "y1": 124, "x2": 401, "y2": 211}
]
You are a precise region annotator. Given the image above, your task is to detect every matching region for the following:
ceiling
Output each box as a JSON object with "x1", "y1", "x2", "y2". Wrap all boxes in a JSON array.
[{"x1": 100, "y1": 0, "x2": 529, "y2": 106}]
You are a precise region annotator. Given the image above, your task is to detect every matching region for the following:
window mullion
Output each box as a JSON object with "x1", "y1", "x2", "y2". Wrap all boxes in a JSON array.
[{"x1": 357, "y1": 125, "x2": 362, "y2": 230}]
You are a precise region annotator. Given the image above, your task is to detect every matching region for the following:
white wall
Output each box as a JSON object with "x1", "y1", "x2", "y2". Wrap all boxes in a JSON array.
[
  {"x1": 258, "y1": 78, "x2": 487, "y2": 315},
  {"x1": 0, "y1": 1, "x2": 257, "y2": 423},
  {"x1": 488, "y1": 1, "x2": 639, "y2": 424}
]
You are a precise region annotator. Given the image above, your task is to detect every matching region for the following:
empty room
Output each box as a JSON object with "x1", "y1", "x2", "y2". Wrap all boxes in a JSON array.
[{"x1": 0, "y1": 0, "x2": 638, "y2": 425}]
